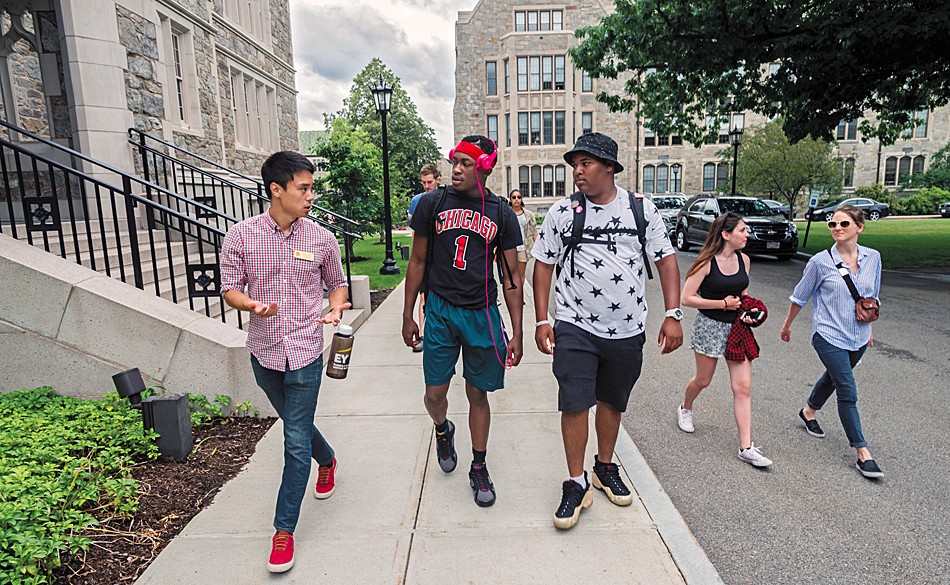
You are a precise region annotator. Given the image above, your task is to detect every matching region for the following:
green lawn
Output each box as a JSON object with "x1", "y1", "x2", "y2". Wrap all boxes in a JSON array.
[
  {"x1": 346, "y1": 232, "x2": 413, "y2": 289},
  {"x1": 797, "y1": 218, "x2": 950, "y2": 269}
]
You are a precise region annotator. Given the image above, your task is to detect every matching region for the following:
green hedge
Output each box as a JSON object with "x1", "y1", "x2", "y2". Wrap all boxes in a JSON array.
[{"x1": 0, "y1": 388, "x2": 159, "y2": 584}]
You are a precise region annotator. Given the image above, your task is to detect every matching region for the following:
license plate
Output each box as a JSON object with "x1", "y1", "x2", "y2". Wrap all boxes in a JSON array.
[{"x1": 767, "y1": 241, "x2": 780, "y2": 249}]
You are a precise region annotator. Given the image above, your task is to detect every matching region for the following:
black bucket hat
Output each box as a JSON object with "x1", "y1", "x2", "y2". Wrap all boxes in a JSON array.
[{"x1": 563, "y1": 132, "x2": 624, "y2": 174}]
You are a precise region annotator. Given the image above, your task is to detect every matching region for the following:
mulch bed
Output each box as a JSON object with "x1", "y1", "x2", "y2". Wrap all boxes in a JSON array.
[{"x1": 53, "y1": 417, "x2": 275, "y2": 585}]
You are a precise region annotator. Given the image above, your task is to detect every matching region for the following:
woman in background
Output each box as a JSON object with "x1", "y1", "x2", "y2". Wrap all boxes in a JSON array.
[
  {"x1": 510, "y1": 190, "x2": 538, "y2": 286},
  {"x1": 780, "y1": 205, "x2": 883, "y2": 479}
]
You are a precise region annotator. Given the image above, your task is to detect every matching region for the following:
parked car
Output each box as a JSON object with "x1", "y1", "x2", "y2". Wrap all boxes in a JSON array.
[
  {"x1": 761, "y1": 198, "x2": 795, "y2": 219},
  {"x1": 805, "y1": 197, "x2": 890, "y2": 221},
  {"x1": 940, "y1": 201, "x2": 950, "y2": 218},
  {"x1": 650, "y1": 194, "x2": 688, "y2": 238},
  {"x1": 674, "y1": 195, "x2": 798, "y2": 259}
]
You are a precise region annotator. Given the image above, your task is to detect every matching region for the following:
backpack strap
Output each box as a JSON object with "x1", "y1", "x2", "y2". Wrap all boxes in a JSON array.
[
  {"x1": 629, "y1": 191, "x2": 654, "y2": 280},
  {"x1": 557, "y1": 192, "x2": 587, "y2": 278},
  {"x1": 423, "y1": 186, "x2": 449, "y2": 287},
  {"x1": 495, "y1": 196, "x2": 517, "y2": 290},
  {"x1": 827, "y1": 249, "x2": 862, "y2": 302}
]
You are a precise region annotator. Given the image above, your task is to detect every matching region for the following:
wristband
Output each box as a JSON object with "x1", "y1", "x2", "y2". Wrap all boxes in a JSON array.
[
  {"x1": 723, "y1": 299, "x2": 727, "y2": 310},
  {"x1": 535, "y1": 320, "x2": 550, "y2": 328}
]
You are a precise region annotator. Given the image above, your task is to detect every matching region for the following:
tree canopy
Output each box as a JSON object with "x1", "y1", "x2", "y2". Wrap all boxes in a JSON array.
[
  {"x1": 325, "y1": 58, "x2": 441, "y2": 200},
  {"x1": 570, "y1": 0, "x2": 950, "y2": 146},
  {"x1": 729, "y1": 119, "x2": 841, "y2": 211}
]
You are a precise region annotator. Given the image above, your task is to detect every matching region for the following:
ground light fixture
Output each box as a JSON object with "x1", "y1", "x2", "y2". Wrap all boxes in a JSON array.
[
  {"x1": 112, "y1": 368, "x2": 193, "y2": 460},
  {"x1": 370, "y1": 75, "x2": 400, "y2": 276}
]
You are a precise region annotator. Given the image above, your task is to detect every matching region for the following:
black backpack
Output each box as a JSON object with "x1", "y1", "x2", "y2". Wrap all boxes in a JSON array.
[
  {"x1": 559, "y1": 190, "x2": 654, "y2": 280},
  {"x1": 425, "y1": 186, "x2": 516, "y2": 290}
]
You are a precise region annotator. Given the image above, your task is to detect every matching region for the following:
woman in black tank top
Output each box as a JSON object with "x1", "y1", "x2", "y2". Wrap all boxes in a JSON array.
[{"x1": 675, "y1": 212, "x2": 773, "y2": 468}]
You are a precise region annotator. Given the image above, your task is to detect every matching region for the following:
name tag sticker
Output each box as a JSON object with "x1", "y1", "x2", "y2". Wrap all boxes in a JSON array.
[{"x1": 293, "y1": 250, "x2": 314, "y2": 261}]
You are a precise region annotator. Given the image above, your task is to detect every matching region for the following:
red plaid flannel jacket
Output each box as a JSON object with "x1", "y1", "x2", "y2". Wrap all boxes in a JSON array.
[{"x1": 724, "y1": 295, "x2": 768, "y2": 362}]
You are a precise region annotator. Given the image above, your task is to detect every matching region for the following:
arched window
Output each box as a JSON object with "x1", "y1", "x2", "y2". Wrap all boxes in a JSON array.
[
  {"x1": 531, "y1": 165, "x2": 541, "y2": 197},
  {"x1": 543, "y1": 165, "x2": 554, "y2": 196},
  {"x1": 656, "y1": 164, "x2": 669, "y2": 193},
  {"x1": 883, "y1": 157, "x2": 897, "y2": 186},
  {"x1": 643, "y1": 165, "x2": 655, "y2": 193},
  {"x1": 555, "y1": 165, "x2": 566, "y2": 196},
  {"x1": 913, "y1": 155, "x2": 925, "y2": 175},
  {"x1": 842, "y1": 158, "x2": 855, "y2": 188},
  {"x1": 703, "y1": 163, "x2": 716, "y2": 192},
  {"x1": 519, "y1": 166, "x2": 529, "y2": 194},
  {"x1": 899, "y1": 156, "x2": 911, "y2": 184}
]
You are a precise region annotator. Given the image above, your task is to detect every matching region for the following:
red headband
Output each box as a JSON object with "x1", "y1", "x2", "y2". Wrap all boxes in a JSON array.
[{"x1": 451, "y1": 140, "x2": 487, "y2": 162}]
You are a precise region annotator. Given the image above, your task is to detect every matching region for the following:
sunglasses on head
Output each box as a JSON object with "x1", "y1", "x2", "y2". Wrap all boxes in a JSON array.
[{"x1": 827, "y1": 220, "x2": 852, "y2": 229}]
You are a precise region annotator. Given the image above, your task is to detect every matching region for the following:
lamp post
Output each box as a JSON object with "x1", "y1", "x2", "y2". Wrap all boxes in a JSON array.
[
  {"x1": 370, "y1": 76, "x2": 399, "y2": 275},
  {"x1": 670, "y1": 163, "x2": 682, "y2": 193},
  {"x1": 729, "y1": 126, "x2": 743, "y2": 195}
]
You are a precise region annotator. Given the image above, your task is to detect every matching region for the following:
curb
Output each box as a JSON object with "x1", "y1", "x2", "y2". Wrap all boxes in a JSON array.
[{"x1": 614, "y1": 428, "x2": 724, "y2": 585}]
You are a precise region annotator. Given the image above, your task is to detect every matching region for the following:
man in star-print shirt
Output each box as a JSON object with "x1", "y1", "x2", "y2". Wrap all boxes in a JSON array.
[{"x1": 531, "y1": 132, "x2": 683, "y2": 530}]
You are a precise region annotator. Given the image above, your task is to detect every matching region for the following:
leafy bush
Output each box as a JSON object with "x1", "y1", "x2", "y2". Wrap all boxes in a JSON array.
[
  {"x1": 0, "y1": 388, "x2": 159, "y2": 584},
  {"x1": 853, "y1": 184, "x2": 890, "y2": 202},
  {"x1": 894, "y1": 187, "x2": 950, "y2": 215}
]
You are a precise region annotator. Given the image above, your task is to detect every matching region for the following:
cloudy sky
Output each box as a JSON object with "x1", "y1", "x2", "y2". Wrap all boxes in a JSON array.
[{"x1": 290, "y1": 0, "x2": 476, "y2": 150}]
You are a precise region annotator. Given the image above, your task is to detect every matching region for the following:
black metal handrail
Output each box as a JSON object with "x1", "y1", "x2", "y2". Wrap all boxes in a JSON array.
[{"x1": 127, "y1": 128, "x2": 359, "y2": 228}]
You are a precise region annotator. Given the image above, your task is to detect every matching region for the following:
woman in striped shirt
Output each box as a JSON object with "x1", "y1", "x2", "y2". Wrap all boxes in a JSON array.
[{"x1": 779, "y1": 205, "x2": 883, "y2": 479}]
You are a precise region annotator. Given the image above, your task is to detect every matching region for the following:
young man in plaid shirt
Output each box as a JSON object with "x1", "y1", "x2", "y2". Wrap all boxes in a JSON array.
[{"x1": 221, "y1": 151, "x2": 350, "y2": 573}]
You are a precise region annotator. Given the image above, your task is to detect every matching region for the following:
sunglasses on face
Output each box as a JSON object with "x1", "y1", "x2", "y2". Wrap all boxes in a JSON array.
[
  {"x1": 510, "y1": 196, "x2": 522, "y2": 200},
  {"x1": 827, "y1": 220, "x2": 852, "y2": 229}
]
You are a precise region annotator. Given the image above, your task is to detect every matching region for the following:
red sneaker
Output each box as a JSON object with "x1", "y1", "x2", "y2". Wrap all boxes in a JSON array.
[
  {"x1": 314, "y1": 457, "x2": 337, "y2": 499},
  {"x1": 267, "y1": 530, "x2": 294, "y2": 573}
]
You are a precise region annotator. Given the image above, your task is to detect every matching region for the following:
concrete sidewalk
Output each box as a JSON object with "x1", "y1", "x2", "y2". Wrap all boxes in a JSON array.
[{"x1": 136, "y1": 282, "x2": 721, "y2": 584}]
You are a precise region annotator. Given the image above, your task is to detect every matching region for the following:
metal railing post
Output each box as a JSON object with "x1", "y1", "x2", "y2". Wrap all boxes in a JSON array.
[{"x1": 123, "y1": 176, "x2": 145, "y2": 290}]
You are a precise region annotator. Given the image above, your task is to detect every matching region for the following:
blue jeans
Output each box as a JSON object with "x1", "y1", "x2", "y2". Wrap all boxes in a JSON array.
[
  {"x1": 251, "y1": 355, "x2": 335, "y2": 533},
  {"x1": 808, "y1": 333, "x2": 868, "y2": 448}
]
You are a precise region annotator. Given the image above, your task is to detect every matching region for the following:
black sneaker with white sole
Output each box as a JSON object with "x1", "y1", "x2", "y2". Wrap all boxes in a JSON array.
[
  {"x1": 468, "y1": 462, "x2": 496, "y2": 507},
  {"x1": 553, "y1": 473, "x2": 592, "y2": 530},
  {"x1": 799, "y1": 409, "x2": 825, "y2": 438},
  {"x1": 435, "y1": 420, "x2": 457, "y2": 473},
  {"x1": 592, "y1": 457, "x2": 633, "y2": 506},
  {"x1": 856, "y1": 459, "x2": 884, "y2": 479}
]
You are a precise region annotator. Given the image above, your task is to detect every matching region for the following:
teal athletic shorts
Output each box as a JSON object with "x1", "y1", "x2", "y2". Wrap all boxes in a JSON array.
[{"x1": 422, "y1": 292, "x2": 508, "y2": 391}]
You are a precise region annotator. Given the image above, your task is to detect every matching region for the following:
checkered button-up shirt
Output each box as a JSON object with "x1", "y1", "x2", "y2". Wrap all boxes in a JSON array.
[{"x1": 220, "y1": 212, "x2": 347, "y2": 371}]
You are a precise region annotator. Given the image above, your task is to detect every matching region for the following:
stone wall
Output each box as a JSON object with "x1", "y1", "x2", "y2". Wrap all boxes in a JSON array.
[{"x1": 116, "y1": 6, "x2": 165, "y2": 135}]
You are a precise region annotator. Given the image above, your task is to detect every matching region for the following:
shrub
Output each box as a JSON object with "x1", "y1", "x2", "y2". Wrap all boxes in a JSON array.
[
  {"x1": 854, "y1": 184, "x2": 890, "y2": 202},
  {"x1": 0, "y1": 388, "x2": 159, "y2": 584},
  {"x1": 894, "y1": 187, "x2": 950, "y2": 215}
]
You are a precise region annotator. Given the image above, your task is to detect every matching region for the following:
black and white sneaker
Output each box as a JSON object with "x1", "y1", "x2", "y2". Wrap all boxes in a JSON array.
[
  {"x1": 435, "y1": 420, "x2": 457, "y2": 473},
  {"x1": 553, "y1": 473, "x2": 592, "y2": 530},
  {"x1": 799, "y1": 409, "x2": 825, "y2": 438},
  {"x1": 856, "y1": 459, "x2": 884, "y2": 479},
  {"x1": 592, "y1": 457, "x2": 633, "y2": 506},
  {"x1": 468, "y1": 462, "x2": 496, "y2": 507}
]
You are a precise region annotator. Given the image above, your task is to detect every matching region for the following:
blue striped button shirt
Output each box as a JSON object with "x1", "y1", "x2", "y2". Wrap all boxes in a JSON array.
[{"x1": 789, "y1": 245, "x2": 881, "y2": 351}]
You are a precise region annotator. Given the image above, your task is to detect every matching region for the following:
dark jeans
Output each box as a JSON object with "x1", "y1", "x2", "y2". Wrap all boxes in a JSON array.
[
  {"x1": 808, "y1": 333, "x2": 869, "y2": 448},
  {"x1": 251, "y1": 355, "x2": 335, "y2": 533}
]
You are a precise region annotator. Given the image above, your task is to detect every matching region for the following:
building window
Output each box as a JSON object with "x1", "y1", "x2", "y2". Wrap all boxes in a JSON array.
[
  {"x1": 529, "y1": 57, "x2": 541, "y2": 91},
  {"x1": 582, "y1": 112, "x2": 593, "y2": 135},
  {"x1": 542, "y1": 56, "x2": 553, "y2": 90},
  {"x1": 160, "y1": 18, "x2": 199, "y2": 129},
  {"x1": 703, "y1": 162, "x2": 729, "y2": 192},
  {"x1": 555, "y1": 111, "x2": 566, "y2": 144},
  {"x1": 732, "y1": 113, "x2": 745, "y2": 132},
  {"x1": 517, "y1": 57, "x2": 528, "y2": 92},
  {"x1": 555, "y1": 56, "x2": 565, "y2": 90},
  {"x1": 644, "y1": 119, "x2": 655, "y2": 146},
  {"x1": 643, "y1": 166, "x2": 655, "y2": 193},
  {"x1": 913, "y1": 154, "x2": 925, "y2": 174},
  {"x1": 487, "y1": 115, "x2": 498, "y2": 143},
  {"x1": 531, "y1": 165, "x2": 541, "y2": 196},
  {"x1": 543, "y1": 165, "x2": 554, "y2": 196},
  {"x1": 842, "y1": 157, "x2": 855, "y2": 188},
  {"x1": 884, "y1": 157, "x2": 897, "y2": 185},
  {"x1": 882, "y1": 154, "x2": 926, "y2": 185},
  {"x1": 519, "y1": 166, "x2": 529, "y2": 193},
  {"x1": 543, "y1": 111, "x2": 553, "y2": 145},
  {"x1": 645, "y1": 118, "x2": 680, "y2": 147},
  {"x1": 486, "y1": 62, "x2": 497, "y2": 95},
  {"x1": 656, "y1": 164, "x2": 669, "y2": 193},
  {"x1": 518, "y1": 112, "x2": 529, "y2": 145},
  {"x1": 505, "y1": 113, "x2": 511, "y2": 147},
  {"x1": 515, "y1": 10, "x2": 563, "y2": 32},
  {"x1": 504, "y1": 59, "x2": 509, "y2": 94},
  {"x1": 581, "y1": 70, "x2": 593, "y2": 92},
  {"x1": 837, "y1": 118, "x2": 858, "y2": 141},
  {"x1": 555, "y1": 165, "x2": 566, "y2": 196},
  {"x1": 171, "y1": 32, "x2": 185, "y2": 121},
  {"x1": 903, "y1": 108, "x2": 929, "y2": 138},
  {"x1": 224, "y1": 0, "x2": 271, "y2": 44},
  {"x1": 530, "y1": 112, "x2": 541, "y2": 145},
  {"x1": 231, "y1": 69, "x2": 277, "y2": 151},
  {"x1": 670, "y1": 165, "x2": 682, "y2": 192}
]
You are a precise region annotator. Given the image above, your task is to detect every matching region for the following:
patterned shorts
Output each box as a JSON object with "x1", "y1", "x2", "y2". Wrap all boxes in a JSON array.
[{"x1": 690, "y1": 313, "x2": 733, "y2": 358}]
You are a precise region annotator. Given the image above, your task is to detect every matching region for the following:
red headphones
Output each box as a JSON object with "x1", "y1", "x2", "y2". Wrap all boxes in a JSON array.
[{"x1": 450, "y1": 139, "x2": 497, "y2": 170}]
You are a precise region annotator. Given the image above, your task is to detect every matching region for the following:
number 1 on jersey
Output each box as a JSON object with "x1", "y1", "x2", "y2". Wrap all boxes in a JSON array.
[{"x1": 453, "y1": 235, "x2": 469, "y2": 269}]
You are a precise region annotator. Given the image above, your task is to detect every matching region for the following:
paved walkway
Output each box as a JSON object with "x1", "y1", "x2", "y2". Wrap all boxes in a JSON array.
[{"x1": 135, "y1": 282, "x2": 721, "y2": 584}]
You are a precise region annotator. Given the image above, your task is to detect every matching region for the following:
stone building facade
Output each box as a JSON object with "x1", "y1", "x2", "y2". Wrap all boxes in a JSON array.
[
  {"x1": 1, "y1": 0, "x2": 298, "y2": 184},
  {"x1": 455, "y1": 0, "x2": 949, "y2": 213}
]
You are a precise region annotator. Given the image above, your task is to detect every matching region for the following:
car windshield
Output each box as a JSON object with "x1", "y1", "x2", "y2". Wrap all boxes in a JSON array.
[
  {"x1": 719, "y1": 199, "x2": 777, "y2": 216},
  {"x1": 653, "y1": 196, "x2": 686, "y2": 210}
]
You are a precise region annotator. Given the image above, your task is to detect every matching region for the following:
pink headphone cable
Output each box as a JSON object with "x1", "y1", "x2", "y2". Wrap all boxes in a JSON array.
[{"x1": 475, "y1": 169, "x2": 512, "y2": 371}]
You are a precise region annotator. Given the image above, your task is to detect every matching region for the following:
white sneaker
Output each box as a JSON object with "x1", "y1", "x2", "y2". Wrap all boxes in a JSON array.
[
  {"x1": 737, "y1": 443, "x2": 773, "y2": 467},
  {"x1": 676, "y1": 404, "x2": 695, "y2": 433}
]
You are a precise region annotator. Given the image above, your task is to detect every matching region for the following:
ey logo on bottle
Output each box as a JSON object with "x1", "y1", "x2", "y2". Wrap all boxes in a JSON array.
[{"x1": 333, "y1": 349, "x2": 351, "y2": 368}]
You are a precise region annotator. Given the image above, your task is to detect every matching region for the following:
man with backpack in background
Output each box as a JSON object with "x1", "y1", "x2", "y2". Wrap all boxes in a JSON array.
[
  {"x1": 531, "y1": 132, "x2": 684, "y2": 529},
  {"x1": 402, "y1": 135, "x2": 524, "y2": 508}
]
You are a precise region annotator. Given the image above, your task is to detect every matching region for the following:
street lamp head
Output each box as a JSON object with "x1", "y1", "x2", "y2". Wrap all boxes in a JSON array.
[
  {"x1": 369, "y1": 75, "x2": 393, "y2": 115},
  {"x1": 670, "y1": 163, "x2": 681, "y2": 177},
  {"x1": 730, "y1": 126, "x2": 743, "y2": 146}
]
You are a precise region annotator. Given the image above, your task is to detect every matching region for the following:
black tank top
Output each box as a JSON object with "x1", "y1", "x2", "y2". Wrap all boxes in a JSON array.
[{"x1": 698, "y1": 252, "x2": 749, "y2": 323}]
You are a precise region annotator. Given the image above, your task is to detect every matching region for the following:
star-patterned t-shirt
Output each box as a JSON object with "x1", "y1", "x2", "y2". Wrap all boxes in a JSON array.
[{"x1": 531, "y1": 187, "x2": 675, "y2": 339}]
